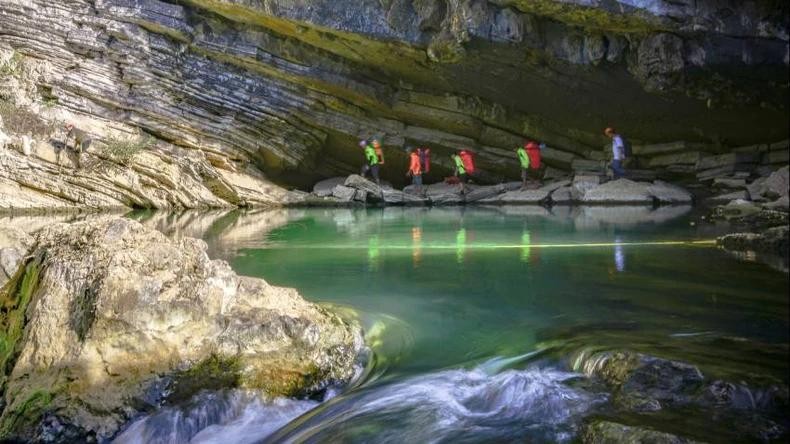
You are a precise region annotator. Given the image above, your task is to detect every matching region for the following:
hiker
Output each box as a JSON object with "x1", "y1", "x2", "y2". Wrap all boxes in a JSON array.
[
  {"x1": 604, "y1": 127, "x2": 626, "y2": 179},
  {"x1": 63, "y1": 123, "x2": 90, "y2": 168},
  {"x1": 524, "y1": 140, "x2": 546, "y2": 184},
  {"x1": 451, "y1": 152, "x2": 468, "y2": 194},
  {"x1": 516, "y1": 143, "x2": 530, "y2": 189},
  {"x1": 359, "y1": 140, "x2": 381, "y2": 184},
  {"x1": 405, "y1": 146, "x2": 423, "y2": 193}
]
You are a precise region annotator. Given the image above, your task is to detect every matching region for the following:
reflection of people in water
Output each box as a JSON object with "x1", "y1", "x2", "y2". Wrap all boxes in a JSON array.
[
  {"x1": 368, "y1": 235, "x2": 380, "y2": 271},
  {"x1": 455, "y1": 228, "x2": 467, "y2": 264},
  {"x1": 411, "y1": 226, "x2": 422, "y2": 267},
  {"x1": 614, "y1": 235, "x2": 626, "y2": 272},
  {"x1": 520, "y1": 225, "x2": 541, "y2": 265}
]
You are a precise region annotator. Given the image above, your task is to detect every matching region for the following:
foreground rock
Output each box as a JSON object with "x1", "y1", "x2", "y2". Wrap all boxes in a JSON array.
[
  {"x1": 581, "y1": 179, "x2": 693, "y2": 204},
  {"x1": 574, "y1": 350, "x2": 788, "y2": 442},
  {"x1": 0, "y1": 227, "x2": 32, "y2": 288},
  {"x1": 582, "y1": 421, "x2": 701, "y2": 444},
  {"x1": 718, "y1": 226, "x2": 789, "y2": 260},
  {"x1": 0, "y1": 219, "x2": 363, "y2": 442}
]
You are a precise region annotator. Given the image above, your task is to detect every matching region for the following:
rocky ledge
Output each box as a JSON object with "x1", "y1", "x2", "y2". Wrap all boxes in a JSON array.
[
  {"x1": 575, "y1": 350, "x2": 789, "y2": 443},
  {"x1": 0, "y1": 218, "x2": 364, "y2": 442}
]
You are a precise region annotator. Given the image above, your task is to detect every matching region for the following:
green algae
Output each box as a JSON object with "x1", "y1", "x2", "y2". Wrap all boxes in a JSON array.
[{"x1": 0, "y1": 256, "x2": 42, "y2": 392}]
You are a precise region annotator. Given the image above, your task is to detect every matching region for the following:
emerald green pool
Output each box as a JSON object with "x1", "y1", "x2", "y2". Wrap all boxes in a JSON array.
[{"x1": 116, "y1": 206, "x2": 788, "y2": 443}]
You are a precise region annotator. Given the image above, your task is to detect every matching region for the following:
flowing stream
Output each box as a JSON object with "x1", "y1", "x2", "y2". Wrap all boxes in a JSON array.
[{"x1": 94, "y1": 205, "x2": 788, "y2": 443}]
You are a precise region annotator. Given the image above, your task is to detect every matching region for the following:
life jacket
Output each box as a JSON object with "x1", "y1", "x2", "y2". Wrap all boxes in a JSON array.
[
  {"x1": 418, "y1": 147, "x2": 431, "y2": 173},
  {"x1": 409, "y1": 152, "x2": 422, "y2": 175},
  {"x1": 373, "y1": 140, "x2": 384, "y2": 164},
  {"x1": 452, "y1": 155, "x2": 466, "y2": 175},
  {"x1": 459, "y1": 150, "x2": 475, "y2": 174},
  {"x1": 364, "y1": 145, "x2": 379, "y2": 166},
  {"x1": 516, "y1": 147, "x2": 529, "y2": 169},
  {"x1": 525, "y1": 142, "x2": 541, "y2": 170}
]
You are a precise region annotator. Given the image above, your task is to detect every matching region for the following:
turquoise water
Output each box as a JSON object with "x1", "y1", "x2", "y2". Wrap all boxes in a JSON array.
[
  {"x1": 116, "y1": 206, "x2": 788, "y2": 443},
  {"x1": 231, "y1": 207, "x2": 787, "y2": 382}
]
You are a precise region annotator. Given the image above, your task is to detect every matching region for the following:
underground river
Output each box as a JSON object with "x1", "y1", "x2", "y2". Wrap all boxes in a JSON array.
[{"x1": 73, "y1": 205, "x2": 786, "y2": 443}]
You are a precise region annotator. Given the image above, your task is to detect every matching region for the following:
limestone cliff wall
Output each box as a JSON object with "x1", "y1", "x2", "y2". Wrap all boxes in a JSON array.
[{"x1": 0, "y1": 0, "x2": 787, "y2": 197}]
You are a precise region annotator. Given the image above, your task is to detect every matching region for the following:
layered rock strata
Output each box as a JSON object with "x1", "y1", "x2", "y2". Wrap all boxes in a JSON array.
[{"x1": 0, "y1": 0, "x2": 787, "y2": 204}]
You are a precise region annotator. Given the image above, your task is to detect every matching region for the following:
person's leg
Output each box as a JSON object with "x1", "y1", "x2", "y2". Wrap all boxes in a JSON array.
[
  {"x1": 612, "y1": 160, "x2": 624, "y2": 179},
  {"x1": 361, "y1": 164, "x2": 369, "y2": 177},
  {"x1": 521, "y1": 168, "x2": 528, "y2": 190},
  {"x1": 414, "y1": 174, "x2": 422, "y2": 194},
  {"x1": 372, "y1": 165, "x2": 380, "y2": 185}
]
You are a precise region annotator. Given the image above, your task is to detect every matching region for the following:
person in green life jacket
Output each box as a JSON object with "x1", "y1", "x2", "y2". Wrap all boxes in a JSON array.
[
  {"x1": 516, "y1": 144, "x2": 530, "y2": 190},
  {"x1": 359, "y1": 139, "x2": 381, "y2": 185},
  {"x1": 451, "y1": 152, "x2": 468, "y2": 194}
]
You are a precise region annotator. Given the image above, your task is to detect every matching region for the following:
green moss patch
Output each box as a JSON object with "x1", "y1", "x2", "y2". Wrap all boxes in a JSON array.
[{"x1": 167, "y1": 354, "x2": 243, "y2": 404}]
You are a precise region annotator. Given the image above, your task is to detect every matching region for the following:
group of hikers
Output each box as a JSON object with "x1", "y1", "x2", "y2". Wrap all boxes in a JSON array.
[
  {"x1": 359, "y1": 127, "x2": 628, "y2": 194},
  {"x1": 358, "y1": 127, "x2": 627, "y2": 193}
]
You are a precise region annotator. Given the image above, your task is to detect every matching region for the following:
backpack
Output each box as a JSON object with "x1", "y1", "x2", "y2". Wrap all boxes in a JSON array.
[
  {"x1": 419, "y1": 148, "x2": 431, "y2": 173},
  {"x1": 459, "y1": 150, "x2": 475, "y2": 174},
  {"x1": 621, "y1": 136, "x2": 633, "y2": 158}
]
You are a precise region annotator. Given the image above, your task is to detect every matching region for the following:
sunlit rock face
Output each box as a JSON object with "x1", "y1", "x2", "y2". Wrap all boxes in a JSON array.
[{"x1": 0, "y1": 0, "x2": 786, "y2": 189}]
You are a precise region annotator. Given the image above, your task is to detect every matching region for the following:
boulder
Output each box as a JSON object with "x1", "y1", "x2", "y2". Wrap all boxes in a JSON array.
[
  {"x1": 550, "y1": 186, "x2": 573, "y2": 204},
  {"x1": 0, "y1": 219, "x2": 363, "y2": 442},
  {"x1": 539, "y1": 179, "x2": 571, "y2": 194},
  {"x1": 715, "y1": 199, "x2": 762, "y2": 219},
  {"x1": 382, "y1": 189, "x2": 427, "y2": 205},
  {"x1": 344, "y1": 175, "x2": 383, "y2": 202},
  {"x1": 571, "y1": 175, "x2": 602, "y2": 200},
  {"x1": 313, "y1": 177, "x2": 347, "y2": 197},
  {"x1": 761, "y1": 166, "x2": 789, "y2": 199},
  {"x1": 631, "y1": 141, "x2": 706, "y2": 157},
  {"x1": 763, "y1": 196, "x2": 790, "y2": 212},
  {"x1": 430, "y1": 193, "x2": 464, "y2": 206},
  {"x1": 331, "y1": 185, "x2": 357, "y2": 202},
  {"x1": 718, "y1": 225, "x2": 789, "y2": 258},
  {"x1": 572, "y1": 159, "x2": 606, "y2": 174},
  {"x1": 497, "y1": 189, "x2": 550, "y2": 204},
  {"x1": 464, "y1": 184, "x2": 505, "y2": 203},
  {"x1": 648, "y1": 181, "x2": 693, "y2": 203},
  {"x1": 762, "y1": 149, "x2": 790, "y2": 165},
  {"x1": 582, "y1": 421, "x2": 701, "y2": 444},
  {"x1": 425, "y1": 182, "x2": 462, "y2": 197},
  {"x1": 580, "y1": 179, "x2": 654, "y2": 204}
]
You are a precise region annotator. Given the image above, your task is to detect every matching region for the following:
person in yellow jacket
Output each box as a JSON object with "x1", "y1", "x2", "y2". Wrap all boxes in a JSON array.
[
  {"x1": 451, "y1": 152, "x2": 468, "y2": 194},
  {"x1": 359, "y1": 140, "x2": 381, "y2": 184}
]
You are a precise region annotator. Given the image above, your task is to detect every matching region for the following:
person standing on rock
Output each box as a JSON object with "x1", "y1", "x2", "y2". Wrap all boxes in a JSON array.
[
  {"x1": 451, "y1": 152, "x2": 468, "y2": 194},
  {"x1": 605, "y1": 127, "x2": 626, "y2": 179},
  {"x1": 517, "y1": 144, "x2": 530, "y2": 190},
  {"x1": 359, "y1": 140, "x2": 381, "y2": 185},
  {"x1": 405, "y1": 146, "x2": 423, "y2": 194}
]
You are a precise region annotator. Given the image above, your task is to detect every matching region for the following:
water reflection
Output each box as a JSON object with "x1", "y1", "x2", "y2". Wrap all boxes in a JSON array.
[
  {"x1": 411, "y1": 227, "x2": 422, "y2": 268},
  {"x1": 614, "y1": 235, "x2": 626, "y2": 273},
  {"x1": 368, "y1": 235, "x2": 380, "y2": 271},
  {"x1": 521, "y1": 229, "x2": 531, "y2": 263},
  {"x1": 455, "y1": 228, "x2": 467, "y2": 264}
]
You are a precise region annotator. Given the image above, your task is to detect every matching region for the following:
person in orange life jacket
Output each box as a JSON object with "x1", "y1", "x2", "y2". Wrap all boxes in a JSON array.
[
  {"x1": 405, "y1": 146, "x2": 423, "y2": 193},
  {"x1": 359, "y1": 140, "x2": 381, "y2": 184},
  {"x1": 604, "y1": 127, "x2": 626, "y2": 179}
]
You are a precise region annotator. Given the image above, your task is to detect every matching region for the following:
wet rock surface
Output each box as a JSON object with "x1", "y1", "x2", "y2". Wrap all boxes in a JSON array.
[
  {"x1": 574, "y1": 350, "x2": 789, "y2": 443},
  {"x1": 0, "y1": 218, "x2": 364, "y2": 442}
]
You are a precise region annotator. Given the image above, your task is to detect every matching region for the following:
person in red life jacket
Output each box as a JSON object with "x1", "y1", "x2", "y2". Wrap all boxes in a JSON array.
[
  {"x1": 524, "y1": 140, "x2": 544, "y2": 186},
  {"x1": 405, "y1": 146, "x2": 423, "y2": 194},
  {"x1": 459, "y1": 149, "x2": 476, "y2": 178}
]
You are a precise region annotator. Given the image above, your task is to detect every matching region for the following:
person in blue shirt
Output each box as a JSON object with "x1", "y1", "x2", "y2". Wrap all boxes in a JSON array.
[{"x1": 605, "y1": 127, "x2": 626, "y2": 179}]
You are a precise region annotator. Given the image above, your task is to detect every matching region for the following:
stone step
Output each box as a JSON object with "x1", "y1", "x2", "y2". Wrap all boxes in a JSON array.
[
  {"x1": 696, "y1": 152, "x2": 759, "y2": 171},
  {"x1": 644, "y1": 151, "x2": 705, "y2": 168}
]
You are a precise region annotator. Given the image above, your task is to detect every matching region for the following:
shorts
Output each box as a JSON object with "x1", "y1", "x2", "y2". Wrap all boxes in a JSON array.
[
  {"x1": 459, "y1": 173, "x2": 469, "y2": 183},
  {"x1": 527, "y1": 166, "x2": 543, "y2": 180},
  {"x1": 412, "y1": 174, "x2": 423, "y2": 186}
]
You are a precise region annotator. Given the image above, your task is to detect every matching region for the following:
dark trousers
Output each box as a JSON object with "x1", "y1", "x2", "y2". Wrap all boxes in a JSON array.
[
  {"x1": 611, "y1": 159, "x2": 625, "y2": 179},
  {"x1": 361, "y1": 164, "x2": 380, "y2": 183}
]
